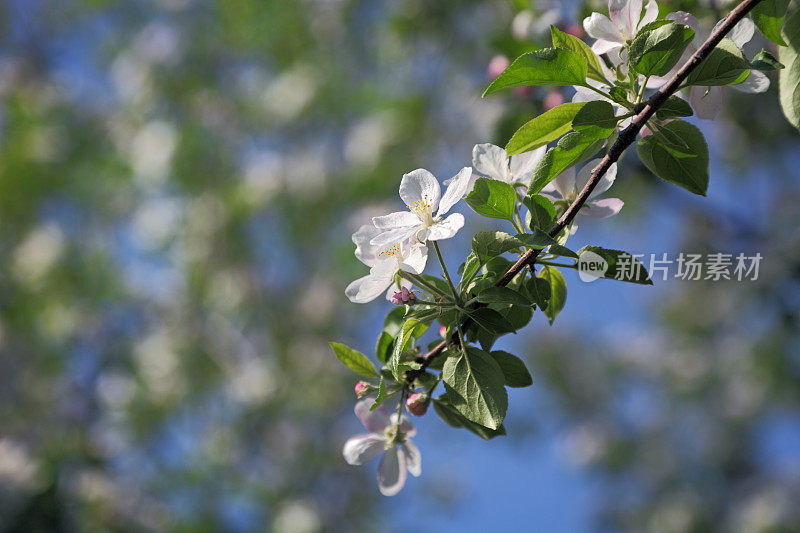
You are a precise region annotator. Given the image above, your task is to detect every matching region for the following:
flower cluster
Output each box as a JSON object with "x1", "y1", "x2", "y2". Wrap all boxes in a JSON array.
[{"x1": 333, "y1": 0, "x2": 791, "y2": 496}]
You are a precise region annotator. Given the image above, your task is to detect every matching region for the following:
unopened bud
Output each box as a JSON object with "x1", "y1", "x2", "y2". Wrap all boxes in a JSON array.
[
  {"x1": 439, "y1": 326, "x2": 447, "y2": 338},
  {"x1": 391, "y1": 287, "x2": 416, "y2": 306},
  {"x1": 354, "y1": 381, "x2": 370, "y2": 398},
  {"x1": 405, "y1": 392, "x2": 429, "y2": 416}
]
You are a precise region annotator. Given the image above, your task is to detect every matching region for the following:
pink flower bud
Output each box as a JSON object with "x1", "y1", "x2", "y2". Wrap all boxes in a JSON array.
[
  {"x1": 391, "y1": 292, "x2": 404, "y2": 306},
  {"x1": 543, "y1": 90, "x2": 564, "y2": 111},
  {"x1": 562, "y1": 24, "x2": 585, "y2": 39},
  {"x1": 487, "y1": 54, "x2": 510, "y2": 80},
  {"x1": 405, "y1": 392, "x2": 429, "y2": 416},
  {"x1": 354, "y1": 381, "x2": 370, "y2": 398},
  {"x1": 439, "y1": 326, "x2": 447, "y2": 338}
]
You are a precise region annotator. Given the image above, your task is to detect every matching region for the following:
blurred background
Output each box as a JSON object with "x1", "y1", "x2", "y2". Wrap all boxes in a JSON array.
[{"x1": 0, "y1": 0, "x2": 798, "y2": 531}]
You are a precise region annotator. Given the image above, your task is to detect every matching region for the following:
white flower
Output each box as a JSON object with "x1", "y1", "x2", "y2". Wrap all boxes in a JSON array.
[
  {"x1": 583, "y1": 0, "x2": 659, "y2": 55},
  {"x1": 469, "y1": 143, "x2": 547, "y2": 191},
  {"x1": 342, "y1": 399, "x2": 421, "y2": 497},
  {"x1": 540, "y1": 159, "x2": 623, "y2": 233},
  {"x1": 369, "y1": 168, "x2": 472, "y2": 248},
  {"x1": 345, "y1": 225, "x2": 427, "y2": 304}
]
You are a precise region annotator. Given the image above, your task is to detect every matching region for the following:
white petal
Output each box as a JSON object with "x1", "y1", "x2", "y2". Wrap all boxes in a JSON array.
[
  {"x1": 591, "y1": 38, "x2": 624, "y2": 56},
  {"x1": 398, "y1": 242, "x2": 428, "y2": 275},
  {"x1": 372, "y1": 211, "x2": 420, "y2": 229},
  {"x1": 584, "y1": 13, "x2": 623, "y2": 44},
  {"x1": 402, "y1": 440, "x2": 422, "y2": 477},
  {"x1": 690, "y1": 85, "x2": 726, "y2": 120},
  {"x1": 509, "y1": 146, "x2": 547, "y2": 186},
  {"x1": 667, "y1": 11, "x2": 700, "y2": 35},
  {"x1": 352, "y1": 225, "x2": 383, "y2": 267},
  {"x1": 472, "y1": 144, "x2": 511, "y2": 182},
  {"x1": 582, "y1": 197, "x2": 624, "y2": 218},
  {"x1": 345, "y1": 274, "x2": 393, "y2": 304},
  {"x1": 639, "y1": 0, "x2": 659, "y2": 29},
  {"x1": 399, "y1": 169, "x2": 440, "y2": 215},
  {"x1": 732, "y1": 69, "x2": 770, "y2": 93},
  {"x1": 377, "y1": 447, "x2": 407, "y2": 497},
  {"x1": 609, "y1": 0, "x2": 642, "y2": 38},
  {"x1": 390, "y1": 413, "x2": 417, "y2": 437},
  {"x1": 343, "y1": 434, "x2": 386, "y2": 465},
  {"x1": 355, "y1": 398, "x2": 391, "y2": 433},
  {"x1": 426, "y1": 213, "x2": 464, "y2": 241},
  {"x1": 552, "y1": 167, "x2": 576, "y2": 199},
  {"x1": 437, "y1": 167, "x2": 473, "y2": 217},
  {"x1": 587, "y1": 161, "x2": 618, "y2": 199},
  {"x1": 715, "y1": 17, "x2": 754, "y2": 48},
  {"x1": 370, "y1": 225, "x2": 422, "y2": 247}
]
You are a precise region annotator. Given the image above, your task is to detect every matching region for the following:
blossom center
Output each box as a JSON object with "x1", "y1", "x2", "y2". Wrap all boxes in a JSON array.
[
  {"x1": 378, "y1": 243, "x2": 402, "y2": 260},
  {"x1": 407, "y1": 195, "x2": 436, "y2": 226}
]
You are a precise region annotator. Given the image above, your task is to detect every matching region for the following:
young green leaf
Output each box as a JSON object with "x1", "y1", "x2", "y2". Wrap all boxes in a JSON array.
[
  {"x1": 751, "y1": 49, "x2": 785, "y2": 71},
  {"x1": 369, "y1": 378, "x2": 388, "y2": 411},
  {"x1": 529, "y1": 131, "x2": 606, "y2": 194},
  {"x1": 515, "y1": 228, "x2": 558, "y2": 249},
  {"x1": 750, "y1": 0, "x2": 790, "y2": 47},
  {"x1": 329, "y1": 342, "x2": 379, "y2": 378},
  {"x1": 471, "y1": 231, "x2": 523, "y2": 259},
  {"x1": 548, "y1": 243, "x2": 579, "y2": 259},
  {"x1": 685, "y1": 39, "x2": 751, "y2": 86},
  {"x1": 465, "y1": 177, "x2": 517, "y2": 220},
  {"x1": 539, "y1": 265, "x2": 566, "y2": 325},
  {"x1": 442, "y1": 347, "x2": 508, "y2": 429},
  {"x1": 433, "y1": 393, "x2": 507, "y2": 439},
  {"x1": 629, "y1": 22, "x2": 695, "y2": 77},
  {"x1": 523, "y1": 194, "x2": 556, "y2": 230},
  {"x1": 550, "y1": 25, "x2": 608, "y2": 84},
  {"x1": 465, "y1": 307, "x2": 517, "y2": 335},
  {"x1": 490, "y1": 350, "x2": 533, "y2": 388},
  {"x1": 655, "y1": 95, "x2": 694, "y2": 120},
  {"x1": 483, "y1": 48, "x2": 588, "y2": 96},
  {"x1": 577, "y1": 246, "x2": 654, "y2": 285},
  {"x1": 779, "y1": 9, "x2": 800, "y2": 132},
  {"x1": 637, "y1": 120, "x2": 709, "y2": 196},
  {"x1": 389, "y1": 319, "x2": 423, "y2": 379},
  {"x1": 505, "y1": 102, "x2": 586, "y2": 155},
  {"x1": 572, "y1": 100, "x2": 619, "y2": 137},
  {"x1": 476, "y1": 286, "x2": 531, "y2": 307},
  {"x1": 523, "y1": 275, "x2": 551, "y2": 311}
]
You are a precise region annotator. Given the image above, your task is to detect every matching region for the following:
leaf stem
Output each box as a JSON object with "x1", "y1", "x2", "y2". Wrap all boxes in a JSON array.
[{"x1": 433, "y1": 241, "x2": 461, "y2": 305}]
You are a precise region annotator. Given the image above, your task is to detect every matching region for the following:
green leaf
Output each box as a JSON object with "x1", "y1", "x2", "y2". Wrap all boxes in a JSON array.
[
  {"x1": 751, "y1": 49, "x2": 785, "y2": 71},
  {"x1": 515, "y1": 228, "x2": 558, "y2": 249},
  {"x1": 483, "y1": 47, "x2": 588, "y2": 96},
  {"x1": 466, "y1": 307, "x2": 517, "y2": 335},
  {"x1": 471, "y1": 231, "x2": 522, "y2": 259},
  {"x1": 572, "y1": 100, "x2": 618, "y2": 137},
  {"x1": 637, "y1": 120, "x2": 709, "y2": 195},
  {"x1": 577, "y1": 245, "x2": 653, "y2": 284},
  {"x1": 505, "y1": 102, "x2": 586, "y2": 155},
  {"x1": 629, "y1": 22, "x2": 695, "y2": 77},
  {"x1": 442, "y1": 347, "x2": 508, "y2": 429},
  {"x1": 779, "y1": 9, "x2": 800, "y2": 131},
  {"x1": 433, "y1": 394, "x2": 507, "y2": 439},
  {"x1": 655, "y1": 95, "x2": 694, "y2": 120},
  {"x1": 369, "y1": 378, "x2": 388, "y2": 411},
  {"x1": 548, "y1": 243, "x2": 578, "y2": 259},
  {"x1": 497, "y1": 304, "x2": 534, "y2": 331},
  {"x1": 751, "y1": 0, "x2": 790, "y2": 47},
  {"x1": 685, "y1": 38, "x2": 751, "y2": 86},
  {"x1": 523, "y1": 275, "x2": 551, "y2": 311},
  {"x1": 464, "y1": 177, "x2": 517, "y2": 220},
  {"x1": 550, "y1": 25, "x2": 608, "y2": 84},
  {"x1": 329, "y1": 342, "x2": 379, "y2": 378},
  {"x1": 476, "y1": 286, "x2": 531, "y2": 306},
  {"x1": 490, "y1": 350, "x2": 533, "y2": 388},
  {"x1": 389, "y1": 319, "x2": 422, "y2": 379},
  {"x1": 529, "y1": 131, "x2": 606, "y2": 194},
  {"x1": 539, "y1": 265, "x2": 566, "y2": 325},
  {"x1": 523, "y1": 194, "x2": 556, "y2": 230}
]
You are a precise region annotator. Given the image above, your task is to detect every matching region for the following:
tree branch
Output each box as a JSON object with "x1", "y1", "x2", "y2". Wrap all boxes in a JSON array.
[{"x1": 406, "y1": 0, "x2": 765, "y2": 382}]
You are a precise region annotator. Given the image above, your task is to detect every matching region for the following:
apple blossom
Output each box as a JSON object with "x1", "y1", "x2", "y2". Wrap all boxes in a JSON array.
[
  {"x1": 540, "y1": 159, "x2": 623, "y2": 233},
  {"x1": 343, "y1": 399, "x2": 421, "y2": 496},
  {"x1": 471, "y1": 143, "x2": 548, "y2": 191},
  {"x1": 345, "y1": 225, "x2": 428, "y2": 304},
  {"x1": 405, "y1": 393, "x2": 429, "y2": 416},
  {"x1": 354, "y1": 381, "x2": 371, "y2": 398},
  {"x1": 370, "y1": 168, "x2": 472, "y2": 248},
  {"x1": 390, "y1": 286, "x2": 416, "y2": 306},
  {"x1": 583, "y1": 0, "x2": 659, "y2": 55}
]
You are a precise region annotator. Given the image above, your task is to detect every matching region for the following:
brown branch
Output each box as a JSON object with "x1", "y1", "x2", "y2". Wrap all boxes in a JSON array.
[{"x1": 406, "y1": 0, "x2": 765, "y2": 382}]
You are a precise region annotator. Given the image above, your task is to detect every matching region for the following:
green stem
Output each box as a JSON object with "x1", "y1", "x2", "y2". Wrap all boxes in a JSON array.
[
  {"x1": 536, "y1": 259, "x2": 578, "y2": 269},
  {"x1": 637, "y1": 75, "x2": 651, "y2": 103},
  {"x1": 400, "y1": 272, "x2": 450, "y2": 298},
  {"x1": 413, "y1": 299, "x2": 449, "y2": 307},
  {"x1": 433, "y1": 241, "x2": 460, "y2": 305}
]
